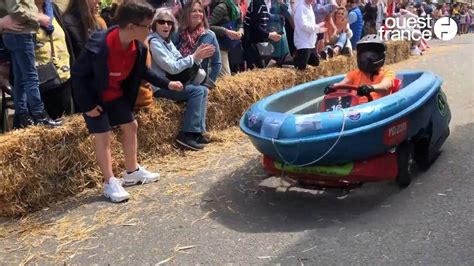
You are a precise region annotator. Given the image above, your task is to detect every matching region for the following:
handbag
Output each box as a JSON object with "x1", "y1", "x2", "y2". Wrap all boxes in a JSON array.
[
  {"x1": 149, "y1": 37, "x2": 206, "y2": 85},
  {"x1": 37, "y1": 34, "x2": 62, "y2": 93},
  {"x1": 255, "y1": 42, "x2": 275, "y2": 57},
  {"x1": 166, "y1": 63, "x2": 201, "y2": 84}
]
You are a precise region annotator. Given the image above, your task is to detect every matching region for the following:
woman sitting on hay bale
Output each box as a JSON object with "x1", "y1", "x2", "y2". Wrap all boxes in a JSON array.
[
  {"x1": 149, "y1": 8, "x2": 214, "y2": 151},
  {"x1": 174, "y1": 0, "x2": 222, "y2": 89},
  {"x1": 71, "y1": 2, "x2": 183, "y2": 203},
  {"x1": 320, "y1": 7, "x2": 353, "y2": 60}
]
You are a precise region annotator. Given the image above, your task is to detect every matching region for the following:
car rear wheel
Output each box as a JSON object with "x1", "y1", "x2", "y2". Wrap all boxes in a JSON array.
[{"x1": 396, "y1": 141, "x2": 417, "y2": 188}]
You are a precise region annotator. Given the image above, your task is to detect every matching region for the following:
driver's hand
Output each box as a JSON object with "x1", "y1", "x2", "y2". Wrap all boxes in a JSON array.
[
  {"x1": 324, "y1": 84, "x2": 336, "y2": 95},
  {"x1": 357, "y1": 85, "x2": 375, "y2": 96}
]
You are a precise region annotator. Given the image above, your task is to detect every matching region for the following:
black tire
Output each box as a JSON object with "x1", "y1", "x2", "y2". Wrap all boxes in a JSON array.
[
  {"x1": 414, "y1": 137, "x2": 431, "y2": 170},
  {"x1": 396, "y1": 141, "x2": 417, "y2": 188}
]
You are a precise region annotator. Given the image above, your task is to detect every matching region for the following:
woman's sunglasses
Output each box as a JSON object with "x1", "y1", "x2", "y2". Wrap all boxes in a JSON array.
[{"x1": 157, "y1": 20, "x2": 173, "y2": 26}]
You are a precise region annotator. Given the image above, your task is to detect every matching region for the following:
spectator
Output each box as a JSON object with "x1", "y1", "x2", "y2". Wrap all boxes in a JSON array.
[
  {"x1": 243, "y1": 0, "x2": 282, "y2": 69},
  {"x1": 266, "y1": 0, "x2": 292, "y2": 67},
  {"x1": 347, "y1": 0, "x2": 363, "y2": 48},
  {"x1": 375, "y1": 0, "x2": 385, "y2": 33},
  {"x1": 1, "y1": 0, "x2": 61, "y2": 129},
  {"x1": 363, "y1": 0, "x2": 377, "y2": 35},
  {"x1": 208, "y1": 0, "x2": 243, "y2": 76},
  {"x1": 423, "y1": 1, "x2": 432, "y2": 18},
  {"x1": 63, "y1": 0, "x2": 107, "y2": 60},
  {"x1": 71, "y1": 2, "x2": 182, "y2": 202},
  {"x1": 34, "y1": 0, "x2": 74, "y2": 119},
  {"x1": 321, "y1": 6, "x2": 352, "y2": 58},
  {"x1": 150, "y1": 8, "x2": 214, "y2": 150},
  {"x1": 451, "y1": 3, "x2": 461, "y2": 34},
  {"x1": 313, "y1": 0, "x2": 337, "y2": 56},
  {"x1": 460, "y1": 5, "x2": 468, "y2": 34},
  {"x1": 175, "y1": 0, "x2": 221, "y2": 88},
  {"x1": 293, "y1": 0, "x2": 327, "y2": 70}
]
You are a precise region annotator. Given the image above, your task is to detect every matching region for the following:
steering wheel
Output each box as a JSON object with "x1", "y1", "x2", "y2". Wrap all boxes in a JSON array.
[{"x1": 331, "y1": 84, "x2": 373, "y2": 102}]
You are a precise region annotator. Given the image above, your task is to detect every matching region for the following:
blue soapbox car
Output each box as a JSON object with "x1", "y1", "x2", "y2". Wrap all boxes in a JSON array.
[{"x1": 240, "y1": 71, "x2": 451, "y2": 187}]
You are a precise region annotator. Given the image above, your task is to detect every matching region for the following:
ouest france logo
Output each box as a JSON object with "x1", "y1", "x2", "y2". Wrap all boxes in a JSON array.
[{"x1": 379, "y1": 16, "x2": 458, "y2": 42}]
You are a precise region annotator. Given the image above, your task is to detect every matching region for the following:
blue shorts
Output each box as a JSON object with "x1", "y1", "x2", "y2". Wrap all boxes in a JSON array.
[{"x1": 83, "y1": 97, "x2": 134, "y2": 134}]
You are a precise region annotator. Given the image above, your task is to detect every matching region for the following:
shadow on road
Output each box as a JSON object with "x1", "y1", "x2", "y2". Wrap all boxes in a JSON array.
[
  {"x1": 200, "y1": 157, "x2": 400, "y2": 233},
  {"x1": 268, "y1": 122, "x2": 474, "y2": 264},
  {"x1": 200, "y1": 119, "x2": 474, "y2": 234}
]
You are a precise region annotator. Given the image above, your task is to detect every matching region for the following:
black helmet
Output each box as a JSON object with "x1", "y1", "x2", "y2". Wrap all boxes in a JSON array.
[{"x1": 356, "y1": 34, "x2": 387, "y2": 75}]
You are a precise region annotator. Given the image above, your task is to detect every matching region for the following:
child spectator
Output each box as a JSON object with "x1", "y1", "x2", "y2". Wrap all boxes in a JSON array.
[
  {"x1": 293, "y1": 0, "x2": 327, "y2": 70},
  {"x1": 324, "y1": 34, "x2": 394, "y2": 104},
  {"x1": 71, "y1": 1, "x2": 183, "y2": 202},
  {"x1": 1, "y1": 0, "x2": 61, "y2": 129}
]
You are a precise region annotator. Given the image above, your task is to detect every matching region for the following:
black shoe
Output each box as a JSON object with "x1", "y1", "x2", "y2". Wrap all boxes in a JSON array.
[
  {"x1": 13, "y1": 113, "x2": 34, "y2": 129},
  {"x1": 320, "y1": 50, "x2": 327, "y2": 60},
  {"x1": 341, "y1": 47, "x2": 351, "y2": 55},
  {"x1": 195, "y1": 133, "x2": 212, "y2": 144},
  {"x1": 327, "y1": 47, "x2": 334, "y2": 58},
  {"x1": 32, "y1": 111, "x2": 62, "y2": 128},
  {"x1": 175, "y1": 132, "x2": 204, "y2": 151}
]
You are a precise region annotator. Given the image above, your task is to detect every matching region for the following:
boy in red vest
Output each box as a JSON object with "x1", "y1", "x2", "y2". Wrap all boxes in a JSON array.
[{"x1": 72, "y1": 1, "x2": 183, "y2": 202}]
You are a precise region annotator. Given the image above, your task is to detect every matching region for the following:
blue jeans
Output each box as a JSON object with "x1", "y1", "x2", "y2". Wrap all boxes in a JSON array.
[
  {"x1": 153, "y1": 84, "x2": 208, "y2": 133},
  {"x1": 335, "y1": 32, "x2": 348, "y2": 49},
  {"x1": 2, "y1": 33, "x2": 44, "y2": 116}
]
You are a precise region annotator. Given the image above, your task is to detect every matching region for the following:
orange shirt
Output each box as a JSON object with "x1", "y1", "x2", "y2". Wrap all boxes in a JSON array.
[
  {"x1": 102, "y1": 28, "x2": 137, "y2": 102},
  {"x1": 345, "y1": 68, "x2": 395, "y2": 103}
]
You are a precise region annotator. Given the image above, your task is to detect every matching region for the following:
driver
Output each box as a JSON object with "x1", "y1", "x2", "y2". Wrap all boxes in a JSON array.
[{"x1": 324, "y1": 34, "x2": 395, "y2": 104}]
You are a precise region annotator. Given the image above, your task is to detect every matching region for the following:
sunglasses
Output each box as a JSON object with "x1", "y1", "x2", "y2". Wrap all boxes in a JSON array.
[
  {"x1": 157, "y1": 20, "x2": 174, "y2": 26},
  {"x1": 134, "y1": 23, "x2": 151, "y2": 29}
]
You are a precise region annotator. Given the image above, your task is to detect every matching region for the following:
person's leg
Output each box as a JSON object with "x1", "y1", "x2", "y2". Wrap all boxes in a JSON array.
[
  {"x1": 93, "y1": 131, "x2": 114, "y2": 182},
  {"x1": 294, "y1": 49, "x2": 310, "y2": 70},
  {"x1": 154, "y1": 86, "x2": 205, "y2": 150},
  {"x1": 2, "y1": 34, "x2": 28, "y2": 116},
  {"x1": 154, "y1": 86, "x2": 204, "y2": 133},
  {"x1": 7, "y1": 34, "x2": 44, "y2": 116},
  {"x1": 219, "y1": 50, "x2": 231, "y2": 76},
  {"x1": 119, "y1": 120, "x2": 138, "y2": 173},
  {"x1": 307, "y1": 49, "x2": 320, "y2": 67},
  {"x1": 199, "y1": 85, "x2": 208, "y2": 133},
  {"x1": 334, "y1": 33, "x2": 348, "y2": 56}
]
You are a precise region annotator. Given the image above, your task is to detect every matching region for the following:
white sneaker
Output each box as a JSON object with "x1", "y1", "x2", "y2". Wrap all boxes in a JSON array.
[
  {"x1": 104, "y1": 177, "x2": 130, "y2": 203},
  {"x1": 122, "y1": 165, "x2": 160, "y2": 186}
]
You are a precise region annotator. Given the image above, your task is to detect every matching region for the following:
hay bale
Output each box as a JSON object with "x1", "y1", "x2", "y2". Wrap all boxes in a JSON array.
[{"x1": 0, "y1": 41, "x2": 410, "y2": 216}]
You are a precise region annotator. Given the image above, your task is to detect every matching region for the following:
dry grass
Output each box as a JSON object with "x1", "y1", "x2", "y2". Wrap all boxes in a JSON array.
[{"x1": 0, "y1": 41, "x2": 410, "y2": 217}]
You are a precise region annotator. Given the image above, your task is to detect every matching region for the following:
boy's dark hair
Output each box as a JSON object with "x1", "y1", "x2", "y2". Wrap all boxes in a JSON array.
[{"x1": 115, "y1": 1, "x2": 155, "y2": 28}]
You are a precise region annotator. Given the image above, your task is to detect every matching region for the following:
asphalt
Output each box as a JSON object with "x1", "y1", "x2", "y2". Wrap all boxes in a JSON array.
[{"x1": 1, "y1": 34, "x2": 473, "y2": 265}]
